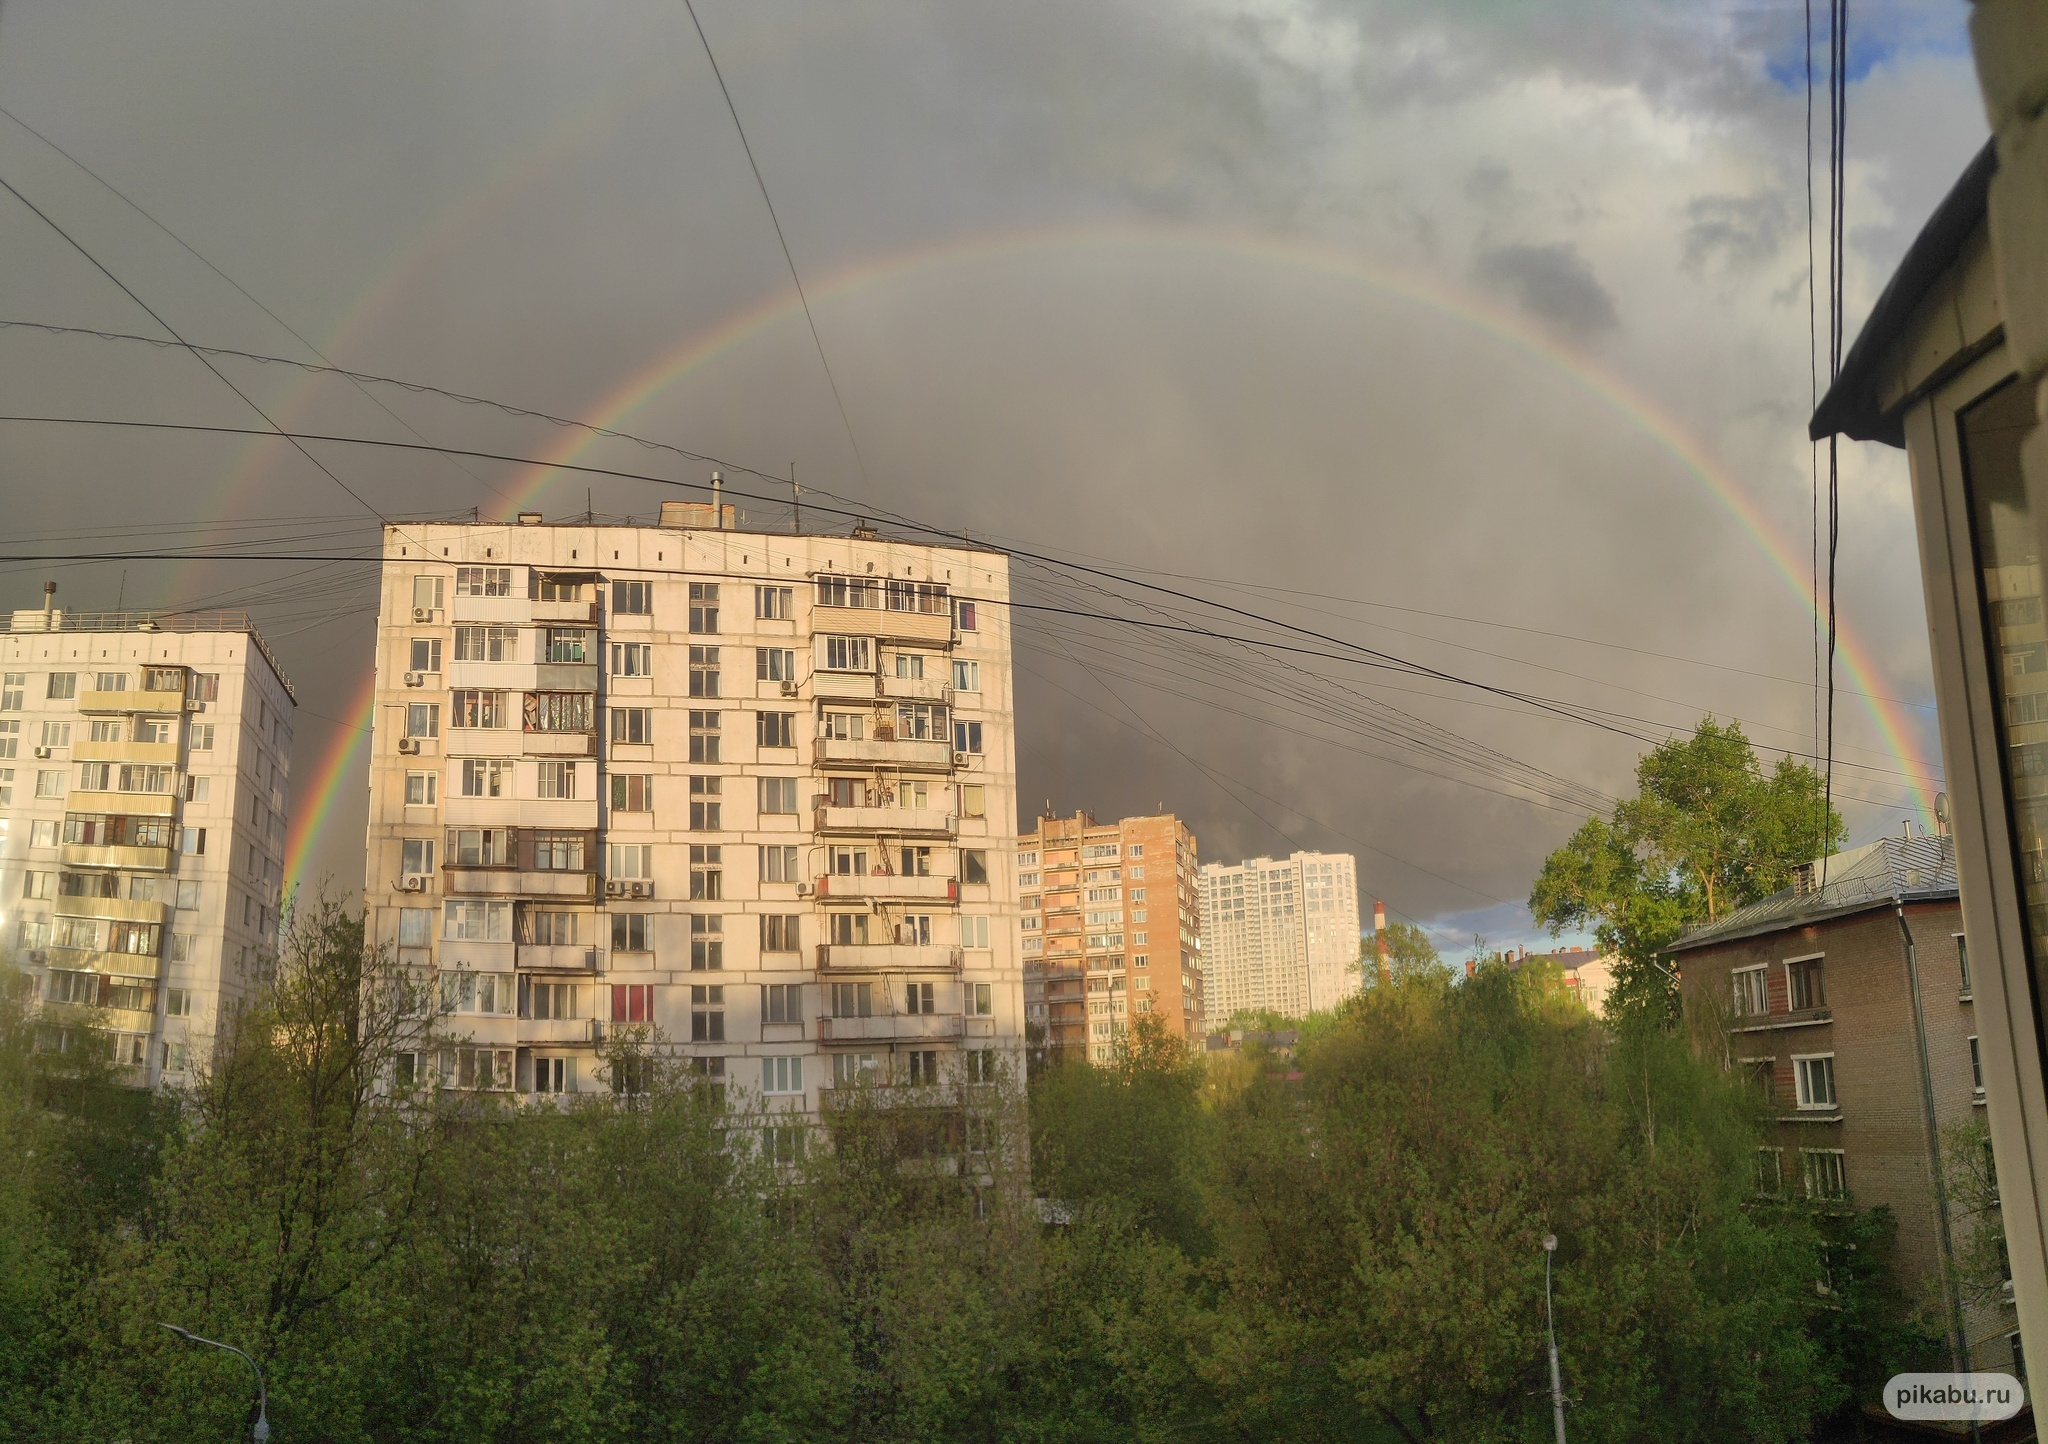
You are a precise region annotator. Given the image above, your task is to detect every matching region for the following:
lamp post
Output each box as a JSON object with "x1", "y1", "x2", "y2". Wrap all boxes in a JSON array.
[
  {"x1": 160, "y1": 1324, "x2": 269, "y2": 1442},
  {"x1": 1543, "y1": 1235, "x2": 1566, "y2": 1444}
]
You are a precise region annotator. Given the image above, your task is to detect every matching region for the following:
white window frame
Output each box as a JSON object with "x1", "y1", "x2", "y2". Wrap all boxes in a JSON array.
[
  {"x1": 1782, "y1": 951, "x2": 1826, "y2": 1012},
  {"x1": 1730, "y1": 964, "x2": 1768, "y2": 1018},
  {"x1": 1800, "y1": 1147, "x2": 1848, "y2": 1201},
  {"x1": 1792, "y1": 1052, "x2": 1837, "y2": 1110}
]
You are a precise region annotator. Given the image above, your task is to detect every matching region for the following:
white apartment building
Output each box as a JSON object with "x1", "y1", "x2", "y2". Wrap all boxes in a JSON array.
[
  {"x1": 365, "y1": 506, "x2": 1022, "y2": 1117},
  {"x1": 0, "y1": 600, "x2": 295, "y2": 1085},
  {"x1": 1197, "y1": 851, "x2": 1360, "y2": 1021}
]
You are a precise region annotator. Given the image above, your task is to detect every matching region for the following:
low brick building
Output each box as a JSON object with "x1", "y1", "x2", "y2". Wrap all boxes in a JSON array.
[{"x1": 1668, "y1": 835, "x2": 2019, "y2": 1371}]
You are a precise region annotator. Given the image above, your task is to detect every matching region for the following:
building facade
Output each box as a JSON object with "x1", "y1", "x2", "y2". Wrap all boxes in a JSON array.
[
  {"x1": 1198, "y1": 851, "x2": 1360, "y2": 1021},
  {"x1": 0, "y1": 601, "x2": 295, "y2": 1085},
  {"x1": 1018, "y1": 811, "x2": 1203, "y2": 1065},
  {"x1": 1670, "y1": 837, "x2": 2019, "y2": 1371},
  {"x1": 364, "y1": 509, "x2": 1022, "y2": 1114}
]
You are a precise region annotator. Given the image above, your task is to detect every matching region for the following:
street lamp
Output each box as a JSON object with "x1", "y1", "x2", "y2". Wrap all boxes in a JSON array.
[
  {"x1": 1542, "y1": 1235, "x2": 1566, "y2": 1444},
  {"x1": 159, "y1": 1323, "x2": 269, "y2": 1442}
]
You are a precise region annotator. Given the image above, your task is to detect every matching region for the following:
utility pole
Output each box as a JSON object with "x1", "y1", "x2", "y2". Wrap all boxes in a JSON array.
[
  {"x1": 791, "y1": 463, "x2": 801, "y2": 534},
  {"x1": 1543, "y1": 1235, "x2": 1566, "y2": 1443},
  {"x1": 1374, "y1": 899, "x2": 1390, "y2": 986}
]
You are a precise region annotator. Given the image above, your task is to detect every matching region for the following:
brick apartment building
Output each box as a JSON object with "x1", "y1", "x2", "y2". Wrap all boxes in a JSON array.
[
  {"x1": 1018, "y1": 811, "x2": 1203, "y2": 1066},
  {"x1": 1669, "y1": 835, "x2": 2020, "y2": 1371}
]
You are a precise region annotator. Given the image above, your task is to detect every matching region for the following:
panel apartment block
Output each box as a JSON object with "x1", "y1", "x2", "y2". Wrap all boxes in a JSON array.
[
  {"x1": 0, "y1": 601, "x2": 295, "y2": 1085},
  {"x1": 1198, "y1": 852, "x2": 1360, "y2": 1022},
  {"x1": 1019, "y1": 811, "x2": 1205, "y2": 1066},
  {"x1": 364, "y1": 512, "x2": 1022, "y2": 1114}
]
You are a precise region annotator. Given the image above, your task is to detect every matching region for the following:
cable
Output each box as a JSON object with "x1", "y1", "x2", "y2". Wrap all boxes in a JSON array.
[{"x1": 680, "y1": 0, "x2": 870, "y2": 492}]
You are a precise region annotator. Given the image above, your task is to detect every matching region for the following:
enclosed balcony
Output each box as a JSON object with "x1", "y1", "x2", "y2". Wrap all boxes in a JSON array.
[
  {"x1": 61, "y1": 843, "x2": 172, "y2": 872},
  {"x1": 517, "y1": 943, "x2": 597, "y2": 971},
  {"x1": 816, "y1": 1012, "x2": 965, "y2": 1043},
  {"x1": 72, "y1": 739, "x2": 180, "y2": 766},
  {"x1": 814, "y1": 736, "x2": 952, "y2": 770},
  {"x1": 816, "y1": 805, "x2": 956, "y2": 837},
  {"x1": 811, "y1": 603, "x2": 953, "y2": 646},
  {"x1": 814, "y1": 873, "x2": 957, "y2": 903},
  {"x1": 79, "y1": 688, "x2": 194, "y2": 714},
  {"x1": 818, "y1": 943, "x2": 963, "y2": 972}
]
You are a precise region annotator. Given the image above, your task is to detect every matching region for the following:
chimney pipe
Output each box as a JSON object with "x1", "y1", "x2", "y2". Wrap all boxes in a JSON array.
[
  {"x1": 710, "y1": 470, "x2": 724, "y2": 529},
  {"x1": 42, "y1": 580, "x2": 55, "y2": 627},
  {"x1": 1374, "y1": 900, "x2": 1389, "y2": 985}
]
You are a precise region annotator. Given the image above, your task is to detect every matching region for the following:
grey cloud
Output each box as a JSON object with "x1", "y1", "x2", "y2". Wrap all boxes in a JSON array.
[
  {"x1": 1474, "y1": 242, "x2": 1620, "y2": 335},
  {"x1": 1682, "y1": 191, "x2": 1794, "y2": 271}
]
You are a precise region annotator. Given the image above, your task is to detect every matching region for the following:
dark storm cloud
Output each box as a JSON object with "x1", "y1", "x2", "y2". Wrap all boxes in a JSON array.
[
  {"x1": 1474, "y1": 242, "x2": 1619, "y2": 336},
  {"x1": 1681, "y1": 192, "x2": 1794, "y2": 271}
]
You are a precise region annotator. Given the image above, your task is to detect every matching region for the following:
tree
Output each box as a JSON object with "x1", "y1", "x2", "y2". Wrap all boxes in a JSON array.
[
  {"x1": 1530, "y1": 718, "x2": 1841, "y2": 1026},
  {"x1": 1357, "y1": 922, "x2": 1445, "y2": 985}
]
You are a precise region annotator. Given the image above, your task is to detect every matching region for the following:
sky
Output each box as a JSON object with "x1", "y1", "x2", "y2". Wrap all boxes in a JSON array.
[{"x1": 0, "y1": 0, "x2": 1992, "y2": 955}]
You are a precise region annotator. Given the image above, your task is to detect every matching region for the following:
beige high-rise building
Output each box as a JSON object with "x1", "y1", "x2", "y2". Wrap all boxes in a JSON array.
[
  {"x1": 1, "y1": 597, "x2": 296, "y2": 1085},
  {"x1": 1019, "y1": 811, "x2": 1204, "y2": 1066},
  {"x1": 1198, "y1": 852, "x2": 1359, "y2": 1022},
  {"x1": 363, "y1": 508, "x2": 1022, "y2": 1113}
]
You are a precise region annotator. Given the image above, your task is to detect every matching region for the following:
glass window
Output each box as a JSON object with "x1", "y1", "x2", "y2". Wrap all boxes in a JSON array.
[
  {"x1": 688, "y1": 582, "x2": 719, "y2": 634},
  {"x1": 757, "y1": 711, "x2": 794, "y2": 748},
  {"x1": 613, "y1": 580, "x2": 653, "y2": 615},
  {"x1": 755, "y1": 585, "x2": 793, "y2": 620},
  {"x1": 1794, "y1": 1054, "x2": 1836, "y2": 1109},
  {"x1": 1731, "y1": 966, "x2": 1768, "y2": 1017}
]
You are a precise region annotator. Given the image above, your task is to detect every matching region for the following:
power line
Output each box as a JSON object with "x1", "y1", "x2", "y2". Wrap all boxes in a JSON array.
[{"x1": 679, "y1": 0, "x2": 870, "y2": 491}]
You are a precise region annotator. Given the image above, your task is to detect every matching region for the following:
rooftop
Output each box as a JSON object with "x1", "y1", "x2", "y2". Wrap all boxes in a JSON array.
[
  {"x1": 1663, "y1": 835, "x2": 1956, "y2": 955},
  {"x1": 2, "y1": 607, "x2": 296, "y2": 701}
]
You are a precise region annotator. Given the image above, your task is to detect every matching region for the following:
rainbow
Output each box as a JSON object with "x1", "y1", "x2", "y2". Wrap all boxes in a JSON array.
[
  {"x1": 275, "y1": 224, "x2": 1940, "y2": 883},
  {"x1": 283, "y1": 668, "x2": 377, "y2": 889}
]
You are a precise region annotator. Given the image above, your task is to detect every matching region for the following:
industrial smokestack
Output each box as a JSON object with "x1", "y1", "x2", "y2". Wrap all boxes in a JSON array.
[
  {"x1": 710, "y1": 470, "x2": 724, "y2": 529},
  {"x1": 1374, "y1": 900, "x2": 1389, "y2": 986}
]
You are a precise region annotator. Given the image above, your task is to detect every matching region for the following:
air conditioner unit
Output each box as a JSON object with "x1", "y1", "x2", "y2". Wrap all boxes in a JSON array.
[
  {"x1": 605, "y1": 879, "x2": 626, "y2": 897},
  {"x1": 412, "y1": 607, "x2": 432, "y2": 623},
  {"x1": 629, "y1": 881, "x2": 649, "y2": 899},
  {"x1": 952, "y1": 751, "x2": 970, "y2": 766},
  {"x1": 796, "y1": 882, "x2": 814, "y2": 898},
  {"x1": 32, "y1": 745, "x2": 50, "y2": 758},
  {"x1": 399, "y1": 875, "x2": 426, "y2": 892},
  {"x1": 403, "y1": 671, "x2": 423, "y2": 687},
  {"x1": 397, "y1": 737, "x2": 420, "y2": 754},
  {"x1": 779, "y1": 679, "x2": 799, "y2": 697}
]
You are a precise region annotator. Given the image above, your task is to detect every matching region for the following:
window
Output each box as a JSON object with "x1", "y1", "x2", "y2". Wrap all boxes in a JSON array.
[
  {"x1": 691, "y1": 984, "x2": 725, "y2": 1041},
  {"x1": 831, "y1": 981, "x2": 874, "y2": 1017},
  {"x1": 409, "y1": 637, "x2": 443, "y2": 673},
  {"x1": 829, "y1": 912, "x2": 870, "y2": 945},
  {"x1": 762, "y1": 914, "x2": 800, "y2": 951},
  {"x1": 612, "y1": 913, "x2": 650, "y2": 952},
  {"x1": 758, "y1": 776, "x2": 798, "y2": 815},
  {"x1": 688, "y1": 646, "x2": 720, "y2": 697},
  {"x1": 443, "y1": 900, "x2": 511, "y2": 941},
  {"x1": 95, "y1": 672, "x2": 130, "y2": 693},
  {"x1": 965, "y1": 1049, "x2": 997, "y2": 1084},
  {"x1": 688, "y1": 582, "x2": 720, "y2": 634},
  {"x1": 954, "y1": 719, "x2": 984, "y2": 755},
  {"x1": 32, "y1": 820, "x2": 57, "y2": 846},
  {"x1": 544, "y1": 628, "x2": 590, "y2": 664},
  {"x1": 611, "y1": 982, "x2": 655, "y2": 1022},
  {"x1": 611, "y1": 707, "x2": 652, "y2": 745},
  {"x1": 134, "y1": 717, "x2": 174, "y2": 745},
  {"x1": 1754, "y1": 1148, "x2": 1784, "y2": 1195},
  {"x1": 460, "y1": 759, "x2": 511, "y2": 797},
  {"x1": 820, "y1": 711, "x2": 864, "y2": 741},
  {"x1": 764, "y1": 983, "x2": 802, "y2": 1024},
  {"x1": 897, "y1": 779, "x2": 930, "y2": 809},
  {"x1": 828, "y1": 845, "x2": 869, "y2": 876},
  {"x1": 176, "y1": 879, "x2": 202, "y2": 911},
  {"x1": 754, "y1": 584, "x2": 794, "y2": 620},
  {"x1": 962, "y1": 850, "x2": 989, "y2": 885},
  {"x1": 761, "y1": 1054, "x2": 802, "y2": 1093},
  {"x1": 959, "y1": 784, "x2": 985, "y2": 819},
  {"x1": 1731, "y1": 966, "x2": 1767, "y2": 1018},
  {"x1": 47, "y1": 672, "x2": 75, "y2": 700},
  {"x1": 821, "y1": 635, "x2": 871, "y2": 672},
  {"x1": 689, "y1": 845, "x2": 723, "y2": 899},
  {"x1": 962, "y1": 916, "x2": 990, "y2": 949},
  {"x1": 689, "y1": 710, "x2": 720, "y2": 762},
  {"x1": 613, "y1": 580, "x2": 652, "y2": 615},
  {"x1": 117, "y1": 764, "x2": 172, "y2": 794},
  {"x1": 36, "y1": 769, "x2": 63, "y2": 798},
  {"x1": 537, "y1": 761, "x2": 576, "y2": 800},
  {"x1": 1958, "y1": 933, "x2": 1972, "y2": 994},
  {"x1": 954, "y1": 599, "x2": 977, "y2": 631},
  {"x1": 78, "y1": 763, "x2": 111, "y2": 791},
  {"x1": 401, "y1": 838, "x2": 435, "y2": 876},
  {"x1": 187, "y1": 672, "x2": 219, "y2": 704},
  {"x1": 1787, "y1": 956, "x2": 1825, "y2": 1011},
  {"x1": 905, "y1": 981, "x2": 935, "y2": 1015},
  {"x1": 412, "y1": 575, "x2": 444, "y2": 613},
  {"x1": 399, "y1": 908, "x2": 432, "y2": 946},
  {"x1": 755, "y1": 711, "x2": 795, "y2": 748},
  {"x1": 455, "y1": 566, "x2": 512, "y2": 597},
  {"x1": 164, "y1": 986, "x2": 192, "y2": 1018},
  {"x1": 760, "y1": 845, "x2": 800, "y2": 882},
  {"x1": 406, "y1": 703, "x2": 439, "y2": 738},
  {"x1": 533, "y1": 832, "x2": 587, "y2": 870},
  {"x1": 816, "y1": 575, "x2": 875, "y2": 609},
  {"x1": 405, "y1": 772, "x2": 437, "y2": 806},
  {"x1": 610, "y1": 774, "x2": 652, "y2": 812},
  {"x1": 0, "y1": 673, "x2": 19, "y2": 710},
  {"x1": 968, "y1": 982, "x2": 995, "y2": 1017},
  {"x1": 901, "y1": 845, "x2": 932, "y2": 877},
  {"x1": 608, "y1": 843, "x2": 651, "y2": 879},
  {"x1": 448, "y1": 828, "x2": 514, "y2": 866},
  {"x1": 83, "y1": 720, "x2": 115, "y2": 744},
  {"x1": 895, "y1": 653, "x2": 924, "y2": 679},
  {"x1": 537, "y1": 576, "x2": 583, "y2": 601},
  {"x1": 609, "y1": 641, "x2": 652, "y2": 677},
  {"x1": 690, "y1": 913, "x2": 723, "y2": 970},
  {"x1": 526, "y1": 692, "x2": 592, "y2": 733},
  {"x1": 190, "y1": 723, "x2": 215, "y2": 750},
  {"x1": 1971, "y1": 1035, "x2": 1985, "y2": 1092},
  {"x1": 834, "y1": 1052, "x2": 880, "y2": 1087},
  {"x1": 181, "y1": 775, "x2": 209, "y2": 803},
  {"x1": 523, "y1": 979, "x2": 583, "y2": 1020},
  {"x1": 895, "y1": 701, "x2": 947, "y2": 741},
  {"x1": 906, "y1": 1050, "x2": 940, "y2": 1086},
  {"x1": 688, "y1": 770, "x2": 720, "y2": 827},
  {"x1": 952, "y1": 660, "x2": 980, "y2": 692},
  {"x1": 21, "y1": 870, "x2": 51, "y2": 899},
  {"x1": 1801, "y1": 1148, "x2": 1848, "y2": 1201},
  {"x1": 455, "y1": 624, "x2": 519, "y2": 661},
  {"x1": 756, "y1": 647, "x2": 796, "y2": 682},
  {"x1": 1793, "y1": 1054, "x2": 1837, "y2": 1110}
]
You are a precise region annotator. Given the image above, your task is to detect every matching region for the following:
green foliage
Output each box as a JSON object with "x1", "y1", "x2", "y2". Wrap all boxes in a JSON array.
[
  {"x1": 1358, "y1": 921, "x2": 1446, "y2": 985},
  {"x1": 1531, "y1": 718, "x2": 1842, "y2": 1028}
]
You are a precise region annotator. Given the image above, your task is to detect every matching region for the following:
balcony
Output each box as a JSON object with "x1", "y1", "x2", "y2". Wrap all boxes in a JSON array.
[
  {"x1": 530, "y1": 599, "x2": 597, "y2": 624},
  {"x1": 881, "y1": 674, "x2": 953, "y2": 704},
  {"x1": 815, "y1": 873, "x2": 957, "y2": 903},
  {"x1": 523, "y1": 731, "x2": 592, "y2": 757},
  {"x1": 60, "y1": 843, "x2": 172, "y2": 872},
  {"x1": 79, "y1": 688, "x2": 193, "y2": 714},
  {"x1": 73, "y1": 740, "x2": 180, "y2": 765},
  {"x1": 816, "y1": 805, "x2": 956, "y2": 837},
  {"x1": 817, "y1": 1013, "x2": 965, "y2": 1043},
  {"x1": 815, "y1": 736, "x2": 952, "y2": 770},
  {"x1": 518, "y1": 1016, "x2": 599, "y2": 1045},
  {"x1": 69, "y1": 789, "x2": 177, "y2": 817},
  {"x1": 535, "y1": 662, "x2": 598, "y2": 692},
  {"x1": 445, "y1": 868, "x2": 596, "y2": 899},
  {"x1": 812, "y1": 603, "x2": 953, "y2": 645},
  {"x1": 813, "y1": 670, "x2": 877, "y2": 702},
  {"x1": 54, "y1": 895, "x2": 170, "y2": 926},
  {"x1": 518, "y1": 944, "x2": 596, "y2": 972},
  {"x1": 819, "y1": 943, "x2": 963, "y2": 972}
]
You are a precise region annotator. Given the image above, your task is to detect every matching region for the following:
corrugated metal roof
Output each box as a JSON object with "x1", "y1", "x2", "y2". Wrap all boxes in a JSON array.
[{"x1": 1663, "y1": 835, "x2": 1957, "y2": 954}]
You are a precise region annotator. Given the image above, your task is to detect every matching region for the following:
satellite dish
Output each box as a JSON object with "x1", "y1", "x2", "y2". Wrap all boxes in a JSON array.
[{"x1": 1935, "y1": 793, "x2": 1951, "y2": 832}]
